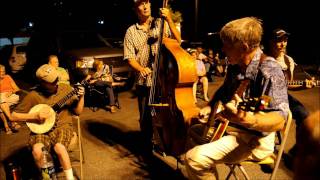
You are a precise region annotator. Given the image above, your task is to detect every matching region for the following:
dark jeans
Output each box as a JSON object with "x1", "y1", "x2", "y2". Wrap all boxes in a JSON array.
[
  {"x1": 288, "y1": 94, "x2": 309, "y2": 127},
  {"x1": 135, "y1": 85, "x2": 153, "y2": 154},
  {"x1": 94, "y1": 80, "x2": 115, "y2": 105}
]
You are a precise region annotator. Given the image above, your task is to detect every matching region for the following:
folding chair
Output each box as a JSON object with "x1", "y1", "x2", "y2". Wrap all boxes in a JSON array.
[
  {"x1": 226, "y1": 110, "x2": 293, "y2": 180},
  {"x1": 68, "y1": 116, "x2": 84, "y2": 179}
]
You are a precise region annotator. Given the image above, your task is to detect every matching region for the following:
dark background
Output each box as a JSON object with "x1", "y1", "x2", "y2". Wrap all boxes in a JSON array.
[{"x1": 0, "y1": 0, "x2": 319, "y2": 65}]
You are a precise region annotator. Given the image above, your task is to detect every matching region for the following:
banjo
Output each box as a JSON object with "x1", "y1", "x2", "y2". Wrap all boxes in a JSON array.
[{"x1": 26, "y1": 81, "x2": 88, "y2": 134}]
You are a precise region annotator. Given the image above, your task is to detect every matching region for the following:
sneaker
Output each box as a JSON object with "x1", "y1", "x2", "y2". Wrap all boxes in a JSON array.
[
  {"x1": 5, "y1": 127, "x2": 13, "y2": 135},
  {"x1": 11, "y1": 122, "x2": 21, "y2": 130}
]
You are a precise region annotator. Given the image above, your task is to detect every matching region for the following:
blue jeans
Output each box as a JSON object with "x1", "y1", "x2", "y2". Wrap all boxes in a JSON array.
[
  {"x1": 288, "y1": 94, "x2": 309, "y2": 127},
  {"x1": 94, "y1": 80, "x2": 115, "y2": 105}
]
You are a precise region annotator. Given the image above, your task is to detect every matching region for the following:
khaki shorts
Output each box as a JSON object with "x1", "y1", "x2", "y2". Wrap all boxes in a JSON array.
[{"x1": 0, "y1": 93, "x2": 19, "y2": 112}]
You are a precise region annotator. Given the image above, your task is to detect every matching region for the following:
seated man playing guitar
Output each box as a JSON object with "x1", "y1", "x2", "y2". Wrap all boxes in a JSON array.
[
  {"x1": 85, "y1": 59, "x2": 117, "y2": 113},
  {"x1": 10, "y1": 64, "x2": 85, "y2": 180},
  {"x1": 266, "y1": 28, "x2": 319, "y2": 161},
  {"x1": 185, "y1": 17, "x2": 290, "y2": 179}
]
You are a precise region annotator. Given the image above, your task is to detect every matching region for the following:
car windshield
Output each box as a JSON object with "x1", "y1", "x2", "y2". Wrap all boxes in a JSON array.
[
  {"x1": 60, "y1": 32, "x2": 113, "y2": 50},
  {"x1": 16, "y1": 45, "x2": 27, "y2": 53}
]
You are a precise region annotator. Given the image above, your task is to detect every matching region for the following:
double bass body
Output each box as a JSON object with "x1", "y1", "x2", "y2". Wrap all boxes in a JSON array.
[{"x1": 151, "y1": 38, "x2": 199, "y2": 156}]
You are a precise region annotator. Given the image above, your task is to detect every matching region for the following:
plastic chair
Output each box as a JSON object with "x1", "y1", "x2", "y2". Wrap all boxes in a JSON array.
[{"x1": 225, "y1": 110, "x2": 293, "y2": 180}]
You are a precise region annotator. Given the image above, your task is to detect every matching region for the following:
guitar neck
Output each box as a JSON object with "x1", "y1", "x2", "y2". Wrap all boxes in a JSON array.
[{"x1": 288, "y1": 80, "x2": 320, "y2": 87}]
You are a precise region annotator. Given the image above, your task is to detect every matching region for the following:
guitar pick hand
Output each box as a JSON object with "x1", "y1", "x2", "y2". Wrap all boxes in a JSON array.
[{"x1": 35, "y1": 106, "x2": 52, "y2": 124}]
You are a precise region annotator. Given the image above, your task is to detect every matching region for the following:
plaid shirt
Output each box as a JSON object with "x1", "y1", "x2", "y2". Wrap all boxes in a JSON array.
[{"x1": 123, "y1": 18, "x2": 171, "y2": 86}]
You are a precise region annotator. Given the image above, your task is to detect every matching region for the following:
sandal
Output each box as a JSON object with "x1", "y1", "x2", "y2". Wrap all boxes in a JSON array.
[
  {"x1": 11, "y1": 122, "x2": 21, "y2": 130},
  {"x1": 5, "y1": 127, "x2": 13, "y2": 135}
]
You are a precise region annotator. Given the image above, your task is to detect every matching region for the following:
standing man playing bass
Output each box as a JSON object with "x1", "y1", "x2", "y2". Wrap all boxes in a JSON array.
[
  {"x1": 10, "y1": 64, "x2": 85, "y2": 180},
  {"x1": 185, "y1": 17, "x2": 290, "y2": 179},
  {"x1": 123, "y1": 0, "x2": 181, "y2": 160}
]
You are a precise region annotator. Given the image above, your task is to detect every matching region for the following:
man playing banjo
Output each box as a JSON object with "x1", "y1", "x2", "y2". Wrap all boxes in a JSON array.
[{"x1": 10, "y1": 64, "x2": 85, "y2": 180}]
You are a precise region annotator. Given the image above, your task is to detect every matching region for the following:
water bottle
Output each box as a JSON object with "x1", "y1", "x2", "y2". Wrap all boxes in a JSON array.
[
  {"x1": 40, "y1": 147, "x2": 57, "y2": 180},
  {"x1": 7, "y1": 162, "x2": 21, "y2": 180}
]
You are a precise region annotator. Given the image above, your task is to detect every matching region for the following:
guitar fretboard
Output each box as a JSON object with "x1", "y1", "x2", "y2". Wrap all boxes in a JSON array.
[
  {"x1": 52, "y1": 90, "x2": 78, "y2": 111},
  {"x1": 288, "y1": 80, "x2": 320, "y2": 87}
]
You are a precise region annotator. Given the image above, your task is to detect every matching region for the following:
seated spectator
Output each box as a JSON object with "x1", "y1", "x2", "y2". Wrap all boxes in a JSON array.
[
  {"x1": 205, "y1": 49, "x2": 215, "y2": 82},
  {"x1": 191, "y1": 50, "x2": 209, "y2": 103},
  {"x1": 86, "y1": 60, "x2": 117, "y2": 113},
  {"x1": 48, "y1": 55, "x2": 70, "y2": 85},
  {"x1": 0, "y1": 64, "x2": 21, "y2": 134}
]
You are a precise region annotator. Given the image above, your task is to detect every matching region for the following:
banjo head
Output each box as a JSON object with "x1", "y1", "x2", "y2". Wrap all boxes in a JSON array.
[{"x1": 26, "y1": 104, "x2": 56, "y2": 134}]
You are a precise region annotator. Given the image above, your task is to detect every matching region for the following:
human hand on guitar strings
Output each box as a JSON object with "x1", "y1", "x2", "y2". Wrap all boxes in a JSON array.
[
  {"x1": 34, "y1": 106, "x2": 53, "y2": 124},
  {"x1": 222, "y1": 94, "x2": 257, "y2": 128},
  {"x1": 198, "y1": 106, "x2": 212, "y2": 123},
  {"x1": 140, "y1": 67, "x2": 152, "y2": 78},
  {"x1": 305, "y1": 77, "x2": 316, "y2": 88}
]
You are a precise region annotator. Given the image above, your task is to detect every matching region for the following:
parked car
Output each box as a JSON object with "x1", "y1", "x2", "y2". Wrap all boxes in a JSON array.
[
  {"x1": 26, "y1": 31, "x2": 134, "y2": 88},
  {"x1": 0, "y1": 43, "x2": 27, "y2": 74}
]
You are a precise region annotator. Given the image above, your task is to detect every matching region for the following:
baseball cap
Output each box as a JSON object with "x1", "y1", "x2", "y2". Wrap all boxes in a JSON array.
[
  {"x1": 133, "y1": 0, "x2": 149, "y2": 5},
  {"x1": 272, "y1": 28, "x2": 290, "y2": 40},
  {"x1": 36, "y1": 64, "x2": 58, "y2": 83}
]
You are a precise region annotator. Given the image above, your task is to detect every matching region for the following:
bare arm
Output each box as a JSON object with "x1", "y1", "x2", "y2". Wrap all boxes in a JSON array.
[
  {"x1": 8, "y1": 76, "x2": 20, "y2": 93},
  {"x1": 128, "y1": 58, "x2": 152, "y2": 78},
  {"x1": 11, "y1": 107, "x2": 50, "y2": 124},
  {"x1": 73, "y1": 86, "x2": 85, "y2": 115},
  {"x1": 160, "y1": 8, "x2": 181, "y2": 44},
  {"x1": 11, "y1": 112, "x2": 40, "y2": 122}
]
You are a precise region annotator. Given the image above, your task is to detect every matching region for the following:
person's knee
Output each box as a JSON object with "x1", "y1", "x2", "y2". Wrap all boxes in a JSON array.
[
  {"x1": 53, "y1": 143, "x2": 68, "y2": 156},
  {"x1": 32, "y1": 143, "x2": 44, "y2": 159},
  {"x1": 185, "y1": 147, "x2": 213, "y2": 171},
  {"x1": 202, "y1": 77, "x2": 208, "y2": 84}
]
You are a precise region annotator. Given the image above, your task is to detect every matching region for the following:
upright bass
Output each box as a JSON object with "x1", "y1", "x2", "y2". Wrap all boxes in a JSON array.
[{"x1": 148, "y1": 0, "x2": 199, "y2": 156}]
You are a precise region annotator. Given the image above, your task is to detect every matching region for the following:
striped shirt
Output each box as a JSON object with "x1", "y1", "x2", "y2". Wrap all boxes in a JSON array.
[{"x1": 123, "y1": 18, "x2": 171, "y2": 86}]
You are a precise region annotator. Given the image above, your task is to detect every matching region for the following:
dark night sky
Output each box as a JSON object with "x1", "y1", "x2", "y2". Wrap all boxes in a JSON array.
[{"x1": 1, "y1": 0, "x2": 319, "y2": 64}]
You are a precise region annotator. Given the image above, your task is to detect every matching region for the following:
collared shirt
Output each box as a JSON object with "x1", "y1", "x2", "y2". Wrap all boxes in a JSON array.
[
  {"x1": 216, "y1": 49, "x2": 289, "y2": 119},
  {"x1": 123, "y1": 18, "x2": 171, "y2": 86},
  {"x1": 213, "y1": 49, "x2": 290, "y2": 159}
]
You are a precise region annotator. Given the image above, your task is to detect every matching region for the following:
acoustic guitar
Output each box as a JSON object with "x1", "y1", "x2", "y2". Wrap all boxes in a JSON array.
[
  {"x1": 26, "y1": 81, "x2": 88, "y2": 134},
  {"x1": 201, "y1": 80, "x2": 271, "y2": 143}
]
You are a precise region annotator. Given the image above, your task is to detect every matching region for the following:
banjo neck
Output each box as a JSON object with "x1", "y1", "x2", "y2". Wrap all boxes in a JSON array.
[
  {"x1": 52, "y1": 89, "x2": 78, "y2": 111},
  {"x1": 51, "y1": 80, "x2": 88, "y2": 111}
]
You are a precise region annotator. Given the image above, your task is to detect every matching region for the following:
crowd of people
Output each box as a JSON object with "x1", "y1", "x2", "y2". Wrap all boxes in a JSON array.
[{"x1": 1, "y1": 0, "x2": 319, "y2": 179}]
